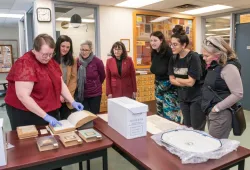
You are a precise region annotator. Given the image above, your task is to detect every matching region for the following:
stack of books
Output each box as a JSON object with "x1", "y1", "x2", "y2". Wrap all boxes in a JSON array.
[
  {"x1": 17, "y1": 125, "x2": 38, "y2": 139},
  {"x1": 79, "y1": 128, "x2": 102, "y2": 143}
]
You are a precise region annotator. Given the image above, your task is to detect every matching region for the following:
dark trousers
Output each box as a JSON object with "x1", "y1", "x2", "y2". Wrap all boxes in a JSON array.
[
  {"x1": 6, "y1": 104, "x2": 60, "y2": 130},
  {"x1": 59, "y1": 103, "x2": 72, "y2": 120},
  {"x1": 180, "y1": 96, "x2": 206, "y2": 130},
  {"x1": 83, "y1": 95, "x2": 101, "y2": 114}
]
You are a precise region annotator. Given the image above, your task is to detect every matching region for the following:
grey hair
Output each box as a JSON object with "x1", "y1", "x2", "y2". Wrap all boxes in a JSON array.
[
  {"x1": 202, "y1": 36, "x2": 237, "y2": 66},
  {"x1": 80, "y1": 40, "x2": 93, "y2": 51}
]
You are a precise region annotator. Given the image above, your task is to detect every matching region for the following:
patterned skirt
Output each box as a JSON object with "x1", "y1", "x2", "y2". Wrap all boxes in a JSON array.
[{"x1": 155, "y1": 79, "x2": 181, "y2": 123}]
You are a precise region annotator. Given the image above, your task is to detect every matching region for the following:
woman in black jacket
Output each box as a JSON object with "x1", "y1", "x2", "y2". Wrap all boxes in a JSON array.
[{"x1": 150, "y1": 31, "x2": 181, "y2": 123}]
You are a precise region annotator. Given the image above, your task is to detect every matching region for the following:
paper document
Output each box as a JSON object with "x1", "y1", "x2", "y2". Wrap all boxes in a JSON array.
[
  {"x1": 147, "y1": 115, "x2": 179, "y2": 135},
  {"x1": 53, "y1": 120, "x2": 75, "y2": 131},
  {"x1": 97, "y1": 114, "x2": 108, "y2": 122}
]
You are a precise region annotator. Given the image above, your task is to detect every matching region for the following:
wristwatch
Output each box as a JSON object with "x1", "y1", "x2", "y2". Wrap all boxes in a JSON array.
[{"x1": 214, "y1": 106, "x2": 220, "y2": 112}]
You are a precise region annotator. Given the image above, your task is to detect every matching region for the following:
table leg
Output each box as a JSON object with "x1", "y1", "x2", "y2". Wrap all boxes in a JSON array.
[
  {"x1": 238, "y1": 159, "x2": 245, "y2": 170},
  {"x1": 79, "y1": 162, "x2": 83, "y2": 170},
  {"x1": 87, "y1": 160, "x2": 90, "y2": 170},
  {"x1": 102, "y1": 149, "x2": 108, "y2": 170}
]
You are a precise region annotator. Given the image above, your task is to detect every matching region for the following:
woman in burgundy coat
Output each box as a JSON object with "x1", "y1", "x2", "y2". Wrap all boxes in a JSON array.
[{"x1": 106, "y1": 41, "x2": 137, "y2": 99}]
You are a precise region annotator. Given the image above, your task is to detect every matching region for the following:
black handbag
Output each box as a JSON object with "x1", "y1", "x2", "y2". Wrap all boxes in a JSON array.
[{"x1": 207, "y1": 86, "x2": 246, "y2": 136}]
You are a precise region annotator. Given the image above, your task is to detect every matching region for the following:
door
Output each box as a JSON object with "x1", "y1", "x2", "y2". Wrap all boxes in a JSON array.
[{"x1": 235, "y1": 22, "x2": 250, "y2": 110}]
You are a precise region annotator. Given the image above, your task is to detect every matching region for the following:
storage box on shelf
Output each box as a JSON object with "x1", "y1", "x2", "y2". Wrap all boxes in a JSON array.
[{"x1": 99, "y1": 74, "x2": 155, "y2": 112}]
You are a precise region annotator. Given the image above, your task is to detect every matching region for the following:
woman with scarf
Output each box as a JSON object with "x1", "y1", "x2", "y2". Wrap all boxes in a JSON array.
[
  {"x1": 201, "y1": 36, "x2": 243, "y2": 139},
  {"x1": 77, "y1": 40, "x2": 105, "y2": 114},
  {"x1": 53, "y1": 35, "x2": 77, "y2": 119}
]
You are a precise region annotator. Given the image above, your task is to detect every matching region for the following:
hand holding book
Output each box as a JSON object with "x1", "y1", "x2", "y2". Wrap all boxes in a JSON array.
[{"x1": 43, "y1": 114, "x2": 62, "y2": 127}]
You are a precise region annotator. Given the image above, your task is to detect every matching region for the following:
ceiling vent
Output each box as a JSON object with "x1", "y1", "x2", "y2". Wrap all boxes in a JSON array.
[{"x1": 173, "y1": 4, "x2": 200, "y2": 10}]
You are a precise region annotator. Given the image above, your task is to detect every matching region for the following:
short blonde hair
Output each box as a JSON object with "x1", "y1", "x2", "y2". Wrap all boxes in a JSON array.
[{"x1": 202, "y1": 36, "x2": 237, "y2": 66}]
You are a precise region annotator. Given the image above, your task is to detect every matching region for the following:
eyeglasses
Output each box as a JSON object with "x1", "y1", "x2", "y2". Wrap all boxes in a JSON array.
[
  {"x1": 40, "y1": 52, "x2": 54, "y2": 58},
  {"x1": 169, "y1": 43, "x2": 180, "y2": 48},
  {"x1": 203, "y1": 39, "x2": 221, "y2": 51},
  {"x1": 80, "y1": 49, "x2": 91, "y2": 52}
]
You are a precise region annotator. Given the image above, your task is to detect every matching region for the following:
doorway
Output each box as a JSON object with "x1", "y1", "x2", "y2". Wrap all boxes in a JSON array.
[{"x1": 235, "y1": 13, "x2": 250, "y2": 110}]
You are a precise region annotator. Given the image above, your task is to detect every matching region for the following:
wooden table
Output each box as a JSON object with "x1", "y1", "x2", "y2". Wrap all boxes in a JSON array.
[
  {"x1": 94, "y1": 116, "x2": 250, "y2": 170},
  {"x1": 0, "y1": 130, "x2": 113, "y2": 170}
]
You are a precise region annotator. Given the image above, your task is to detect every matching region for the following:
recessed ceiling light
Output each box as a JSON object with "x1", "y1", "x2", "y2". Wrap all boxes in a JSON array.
[
  {"x1": 180, "y1": 5, "x2": 232, "y2": 15},
  {"x1": 150, "y1": 17, "x2": 170, "y2": 22},
  {"x1": 208, "y1": 28, "x2": 230, "y2": 31},
  {"x1": 115, "y1": 0, "x2": 163, "y2": 8},
  {"x1": 0, "y1": 13, "x2": 24, "y2": 18},
  {"x1": 56, "y1": 17, "x2": 95, "y2": 23}
]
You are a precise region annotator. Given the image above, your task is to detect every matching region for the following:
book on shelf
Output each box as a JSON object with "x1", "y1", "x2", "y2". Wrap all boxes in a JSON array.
[
  {"x1": 36, "y1": 135, "x2": 59, "y2": 152},
  {"x1": 78, "y1": 128, "x2": 102, "y2": 143},
  {"x1": 17, "y1": 125, "x2": 38, "y2": 139},
  {"x1": 49, "y1": 110, "x2": 97, "y2": 134},
  {"x1": 59, "y1": 131, "x2": 83, "y2": 147}
]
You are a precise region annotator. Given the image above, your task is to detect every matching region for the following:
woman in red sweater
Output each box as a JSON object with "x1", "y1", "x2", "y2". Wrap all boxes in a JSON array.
[{"x1": 106, "y1": 41, "x2": 137, "y2": 99}]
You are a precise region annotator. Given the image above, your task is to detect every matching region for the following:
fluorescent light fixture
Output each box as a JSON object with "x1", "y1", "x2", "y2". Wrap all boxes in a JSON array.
[
  {"x1": 180, "y1": 5, "x2": 232, "y2": 15},
  {"x1": 216, "y1": 34, "x2": 230, "y2": 37},
  {"x1": 150, "y1": 17, "x2": 170, "y2": 22},
  {"x1": 115, "y1": 0, "x2": 163, "y2": 8},
  {"x1": 0, "y1": 13, "x2": 24, "y2": 18},
  {"x1": 56, "y1": 17, "x2": 95, "y2": 23},
  {"x1": 206, "y1": 24, "x2": 211, "y2": 27},
  {"x1": 205, "y1": 33, "x2": 216, "y2": 36},
  {"x1": 208, "y1": 28, "x2": 230, "y2": 31}
]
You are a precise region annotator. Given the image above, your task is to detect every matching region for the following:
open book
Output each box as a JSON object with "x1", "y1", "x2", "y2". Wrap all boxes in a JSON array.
[{"x1": 49, "y1": 110, "x2": 97, "y2": 134}]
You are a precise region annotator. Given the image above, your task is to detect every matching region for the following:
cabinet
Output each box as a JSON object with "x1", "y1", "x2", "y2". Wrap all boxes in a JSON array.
[{"x1": 100, "y1": 74, "x2": 155, "y2": 112}]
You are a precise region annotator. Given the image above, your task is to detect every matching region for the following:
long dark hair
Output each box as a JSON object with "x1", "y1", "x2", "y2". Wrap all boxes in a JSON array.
[
  {"x1": 150, "y1": 31, "x2": 169, "y2": 56},
  {"x1": 110, "y1": 41, "x2": 128, "y2": 59},
  {"x1": 53, "y1": 35, "x2": 74, "y2": 66}
]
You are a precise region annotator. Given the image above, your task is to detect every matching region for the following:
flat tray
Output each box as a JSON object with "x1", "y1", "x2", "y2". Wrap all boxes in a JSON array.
[{"x1": 161, "y1": 129, "x2": 222, "y2": 153}]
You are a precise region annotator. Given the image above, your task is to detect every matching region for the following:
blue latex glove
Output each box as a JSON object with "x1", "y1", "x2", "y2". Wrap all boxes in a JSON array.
[
  {"x1": 72, "y1": 101, "x2": 84, "y2": 111},
  {"x1": 43, "y1": 114, "x2": 62, "y2": 127}
]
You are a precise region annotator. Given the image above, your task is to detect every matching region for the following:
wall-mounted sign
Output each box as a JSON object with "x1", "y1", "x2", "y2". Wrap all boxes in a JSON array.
[
  {"x1": 240, "y1": 14, "x2": 250, "y2": 24},
  {"x1": 137, "y1": 41, "x2": 145, "y2": 46}
]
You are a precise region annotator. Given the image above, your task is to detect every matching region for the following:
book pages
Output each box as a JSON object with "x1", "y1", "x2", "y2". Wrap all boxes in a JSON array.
[
  {"x1": 53, "y1": 120, "x2": 75, "y2": 131},
  {"x1": 67, "y1": 111, "x2": 89, "y2": 126}
]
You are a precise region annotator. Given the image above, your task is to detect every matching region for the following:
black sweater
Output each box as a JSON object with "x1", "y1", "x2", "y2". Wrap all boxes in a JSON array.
[{"x1": 150, "y1": 46, "x2": 173, "y2": 80}]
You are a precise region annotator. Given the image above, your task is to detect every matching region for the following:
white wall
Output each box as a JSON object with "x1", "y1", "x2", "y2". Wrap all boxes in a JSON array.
[
  {"x1": 195, "y1": 16, "x2": 205, "y2": 54},
  {"x1": 0, "y1": 26, "x2": 19, "y2": 80},
  {"x1": 33, "y1": 0, "x2": 55, "y2": 38},
  {"x1": 56, "y1": 22, "x2": 95, "y2": 57},
  {"x1": 99, "y1": 6, "x2": 133, "y2": 65}
]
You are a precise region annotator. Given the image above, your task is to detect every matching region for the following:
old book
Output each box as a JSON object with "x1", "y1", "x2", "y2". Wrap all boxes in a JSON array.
[
  {"x1": 59, "y1": 131, "x2": 83, "y2": 147},
  {"x1": 17, "y1": 125, "x2": 38, "y2": 139},
  {"x1": 78, "y1": 128, "x2": 102, "y2": 143},
  {"x1": 36, "y1": 136, "x2": 59, "y2": 152},
  {"x1": 49, "y1": 110, "x2": 97, "y2": 134}
]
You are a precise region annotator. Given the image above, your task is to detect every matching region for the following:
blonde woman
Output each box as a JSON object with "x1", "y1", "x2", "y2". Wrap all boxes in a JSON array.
[{"x1": 201, "y1": 36, "x2": 243, "y2": 139}]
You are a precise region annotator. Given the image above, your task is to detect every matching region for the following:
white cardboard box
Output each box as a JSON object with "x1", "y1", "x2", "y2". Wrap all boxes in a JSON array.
[
  {"x1": 108, "y1": 97, "x2": 148, "y2": 139},
  {"x1": 0, "y1": 118, "x2": 7, "y2": 166}
]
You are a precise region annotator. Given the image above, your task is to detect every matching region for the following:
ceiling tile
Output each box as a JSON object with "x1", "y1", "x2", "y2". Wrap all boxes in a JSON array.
[
  {"x1": 11, "y1": 0, "x2": 35, "y2": 11},
  {"x1": 0, "y1": 0, "x2": 15, "y2": 9}
]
